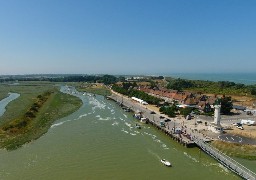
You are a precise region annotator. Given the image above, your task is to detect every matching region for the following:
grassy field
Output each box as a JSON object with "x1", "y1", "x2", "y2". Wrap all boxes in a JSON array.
[
  {"x1": 211, "y1": 140, "x2": 256, "y2": 160},
  {"x1": 0, "y1": 82, "x2": 56, "y2": 125},
  {"x1": 75, "y1": 83, "x2": 111, "y2": 96},
  {"x1": 0, "y1": 82, "x2": 82, "y2": 150},
  {"x1": 0, "y1": 92, "x2": 9, "y2": 101}
]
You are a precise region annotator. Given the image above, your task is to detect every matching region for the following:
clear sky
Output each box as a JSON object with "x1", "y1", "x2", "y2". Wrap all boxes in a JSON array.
[{"x1": 0, "y1": 0, "x2": 256, "y2": 75}]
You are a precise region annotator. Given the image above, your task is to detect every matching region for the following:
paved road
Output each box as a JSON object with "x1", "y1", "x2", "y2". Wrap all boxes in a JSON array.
[
  {"x1": 198, "y1": 113, "x2": 256, "y2": 125},
  {"x1": 218, "y1": 134, "x2": 256, "y2": 145},
  {"x1": 110, "y1": 92, "x2": 180, "y2": 129},
  {"x1": 110, "y1": 92, "x2": 210, "y2": 143},
  {"x1": 110, "y1": 91, "x2": 256, "y2": 180}
]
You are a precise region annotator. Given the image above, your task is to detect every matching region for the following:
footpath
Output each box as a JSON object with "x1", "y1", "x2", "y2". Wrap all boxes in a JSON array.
[{"x1": 108, "y1": 91, "x2": 256, "y2": 180}]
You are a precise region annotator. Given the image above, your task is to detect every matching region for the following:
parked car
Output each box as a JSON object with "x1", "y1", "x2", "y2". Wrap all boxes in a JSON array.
[
  {"x1": 233, "y1": 122, "x2": 242, "y2": 127},
  {"x1": 232, "y1": 122, "x2": 238, "y2": 126},
  {"x1": 164, "y1": 119, "x2": 171, "y2": 122},
  {"x1": 237, "y1": 126, "x2": 244, "y2": 130}
]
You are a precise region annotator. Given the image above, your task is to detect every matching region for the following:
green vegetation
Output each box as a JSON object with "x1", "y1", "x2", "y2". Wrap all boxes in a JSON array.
[
  {"x1": 112, "y1": 83, "x2": 161, "y2": 105},
  {"x1": 180, "y1": 107, "x2": 194, "y2": 117},
  {"x1": 159, "y1": 106, "x2": 177, "y2": 117},
  {"x1": 0, "y1": 82, "x2": 82, "y2": 150},
  {"x1": 76, "y1": 83, "x2": 111, "y2": 96},
  {"x1": 167, "y1": 78, "x2": 193, "y2": 91},
  {"x1": 166, "y1": 78, "x2": 256, "y2": 96},
  {"x1": 0, "y1": 92, "x2": 8, "y2": 101},
  {"x1": 1, "y1": 74, "x2": 120, "y2": 85},
  {"x1": 1, "y1": 91, "x2": 52, "y2": 133},
  {"x1": 0, "y1": 82, "x2": 55, "y2": 125},
  {"x1": 211, "y1": 140, "x2": 256, "y2": 160},
  {"x1": 220, "y1": 96, "x2": 233, "y2": 114}
]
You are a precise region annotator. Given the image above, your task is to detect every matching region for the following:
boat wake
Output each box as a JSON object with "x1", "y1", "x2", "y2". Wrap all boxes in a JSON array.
[
  {"x1": 98, "y1": 117, "x2": 111, "y2": 121},
  {"x1": 121, "y1": 128, "x2": 129, "y2": 134},
  {"x1": 144, "y1": 132, "x2": 169, "y2": 150},
  {"x1": 78, "y1": 113, "x2": 87, "y2": 118},
  {"x1": 90, "y1": 98, "x2": 106, "y2": 110},
  {"x1": 203, "y1": 162, "x2": 230, "y2": 174},
  {"x1": 111, "y1": 121, "x2": 119, "y2": 126},
  {"x1": 147, "y1": 149, "x2": 161, "y2": 160},
  {"x1": 183, "y1": 152, "x2": 199, "y2": 163}
]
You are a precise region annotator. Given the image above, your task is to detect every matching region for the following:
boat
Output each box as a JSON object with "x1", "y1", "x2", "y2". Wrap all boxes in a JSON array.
[
  {"x1": 134, "y1": 114, "x2": 142, "y2": 120},
  {"x1": 140, "y1": 117, "x2": 148, "y2": 124},
  {"x1": 161, "y1": 159, "x2": 171, "y2": 167},
  {"x1": 123, "y1": 108, "x2": 130, "y2": 112},
  {"x1": 135, "y1": 124, "x2": 141, "y2": 129}
]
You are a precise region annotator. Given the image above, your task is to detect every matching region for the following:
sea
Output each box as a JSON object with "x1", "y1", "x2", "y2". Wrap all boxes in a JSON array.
[{"x1": 166, "y1": 73, "x2": 256, "y2": 85}]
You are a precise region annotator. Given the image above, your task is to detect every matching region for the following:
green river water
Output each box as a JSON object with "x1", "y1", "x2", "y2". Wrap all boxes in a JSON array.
[{"x1": 0, "y1": 87, "x2": 242, "y2": 179}]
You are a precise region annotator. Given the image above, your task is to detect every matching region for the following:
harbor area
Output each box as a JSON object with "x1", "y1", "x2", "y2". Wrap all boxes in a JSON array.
[
  {"x1": 107, "y1": 92, "x2": 213, "y2": 147},
  {"x1": 107, "y1": 91, "x2": 256, "y2": 180}
]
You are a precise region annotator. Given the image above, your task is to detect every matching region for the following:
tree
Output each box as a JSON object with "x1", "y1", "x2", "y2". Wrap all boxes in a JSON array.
[
  {"x1": 118, "y1": 76, "x2": 126, "y2": 82},
  {"x1": 167, "y1": 78, "x2": 193, "y2": 91},
  {"x1": 159, "y1": 106, "x2": 176, "y2": 117},
  {"x1": 102, "y1": 75, "x2": 117, "y2": 85},
  {"x1": 180, "y1": 107, "x2": 193, "y2": 117},
  {"x1": 251, "y1": 88, "x2": 256, "y2": 95},
  {"x1": 220, "y1": 96, "x2": 233, "y2": 115}
]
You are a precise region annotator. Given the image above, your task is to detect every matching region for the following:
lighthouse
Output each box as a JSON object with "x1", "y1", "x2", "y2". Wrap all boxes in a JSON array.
[
  {"x1": 208, "y1": 98, "x2": 223, "y2": 133},
  {"x1": 214, "y1": 104, "x2": 221, "y2": 126}
]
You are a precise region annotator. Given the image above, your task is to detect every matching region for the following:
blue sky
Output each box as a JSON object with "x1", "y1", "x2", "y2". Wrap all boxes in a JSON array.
[{"x1": 0, "y1": 0, "x2": 256, "y2": 75}]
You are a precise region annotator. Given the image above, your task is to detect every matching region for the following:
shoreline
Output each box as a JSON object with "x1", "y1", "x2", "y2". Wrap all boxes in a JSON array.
[
  {"x1": 0, "y1": 86, "x2": 82, "y2": 150},
  {"x1": 109, "y1": 90, "x2": 256, "y2": 160}
]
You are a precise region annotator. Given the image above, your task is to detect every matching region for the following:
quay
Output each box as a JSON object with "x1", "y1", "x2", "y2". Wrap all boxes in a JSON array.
[
  {"x1": 107, "y1": 93, "x2": 208, "y2": 147},
  {"x1": 107, "y1": 92, "x2": 256, "y2": 180}
]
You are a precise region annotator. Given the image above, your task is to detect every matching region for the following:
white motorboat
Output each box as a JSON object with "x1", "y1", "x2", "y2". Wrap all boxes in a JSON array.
[
  {"x1": 140, "y1": 117, "x2": 148, "y2": 124},
  {"x1": 161, "y1": 159, "x2": 171, "y2": 167}
]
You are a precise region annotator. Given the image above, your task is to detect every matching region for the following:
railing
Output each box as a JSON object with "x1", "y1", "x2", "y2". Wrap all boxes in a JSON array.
[
  {"x1": 194, "y1": 138, "x2": 256, "y2": 180},
  {"x1": 110, "y1": 92, "x2": 256, "y2": 180}
]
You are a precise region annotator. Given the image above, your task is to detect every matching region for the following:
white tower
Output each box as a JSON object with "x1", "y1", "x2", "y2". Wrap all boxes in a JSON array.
[{"x1": 214, "y1": 104, "x2": 221, "y2": 126}]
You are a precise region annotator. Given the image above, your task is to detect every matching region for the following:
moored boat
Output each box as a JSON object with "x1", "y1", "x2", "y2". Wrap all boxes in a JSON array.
[
  {"x1": 135, "y1": 124, "x2": 141, "y2": 129},
  {"x1": 140, "y1": 117, "x2": 148, "y2": 124}
]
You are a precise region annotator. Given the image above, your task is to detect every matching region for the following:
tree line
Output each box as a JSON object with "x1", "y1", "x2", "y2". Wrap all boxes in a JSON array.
[
  {"x1": 166, "y1": 78, "x2": 256, "y2": 96},
  {"x1": 0, "y1": 75, "x2": 119, "y2": 85},
  {"x1": 112, "y1": 83, "x2": 161, "y2": 105}
]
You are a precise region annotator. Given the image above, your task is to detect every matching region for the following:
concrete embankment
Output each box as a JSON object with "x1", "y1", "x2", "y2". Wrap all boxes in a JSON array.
[
  {"x1": 107, "y1": 92, "x2": 196, "y2": 148},
  {"x1": 107, "y1": 91, "x2": 256, "y2": 180}
]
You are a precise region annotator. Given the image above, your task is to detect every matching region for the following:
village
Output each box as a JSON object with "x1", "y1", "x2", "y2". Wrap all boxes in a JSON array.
[
  {"x1": 112, "y1": 76, "x2": 256, "y2": 140},
  {"x1": 108, "y1": 86, "x2": 256, "y2": 179}
]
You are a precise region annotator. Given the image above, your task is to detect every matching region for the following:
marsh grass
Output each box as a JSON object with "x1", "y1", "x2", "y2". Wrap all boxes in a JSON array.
[
  {"x1": 211, "y1": 140, "x2": 256, "y2": 160},
  {"x1": 76, "y1": 83, "x2": 111, "y2": 96},
  {"x1": 0, "y1": 82, "x2": 82, "y2": 150}
]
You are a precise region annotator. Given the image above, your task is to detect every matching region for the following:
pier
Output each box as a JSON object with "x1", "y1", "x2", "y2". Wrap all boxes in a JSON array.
[
  {"x1": 107, "y1": 92, "x2": 256, "y2": 180},
  {"x1": 194, "y1": 138, "x2": 256, "y2": 180}
]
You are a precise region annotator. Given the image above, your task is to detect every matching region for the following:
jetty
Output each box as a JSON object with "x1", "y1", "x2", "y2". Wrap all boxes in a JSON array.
[
  {"x1": 107, "y1": 92, "x2": 256, "y2": 180},
  {"x1": 195, "y1": 138, "x2": 256, "y2": 180}
]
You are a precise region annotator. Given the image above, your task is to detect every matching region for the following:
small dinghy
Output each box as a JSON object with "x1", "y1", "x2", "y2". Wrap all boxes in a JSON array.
[
  {"x1": 161, "y1": 159, "x2": 171, "y2": 167},
  {"x1": 135, "y1": 124, "x2": 141, "y2": 129}
]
